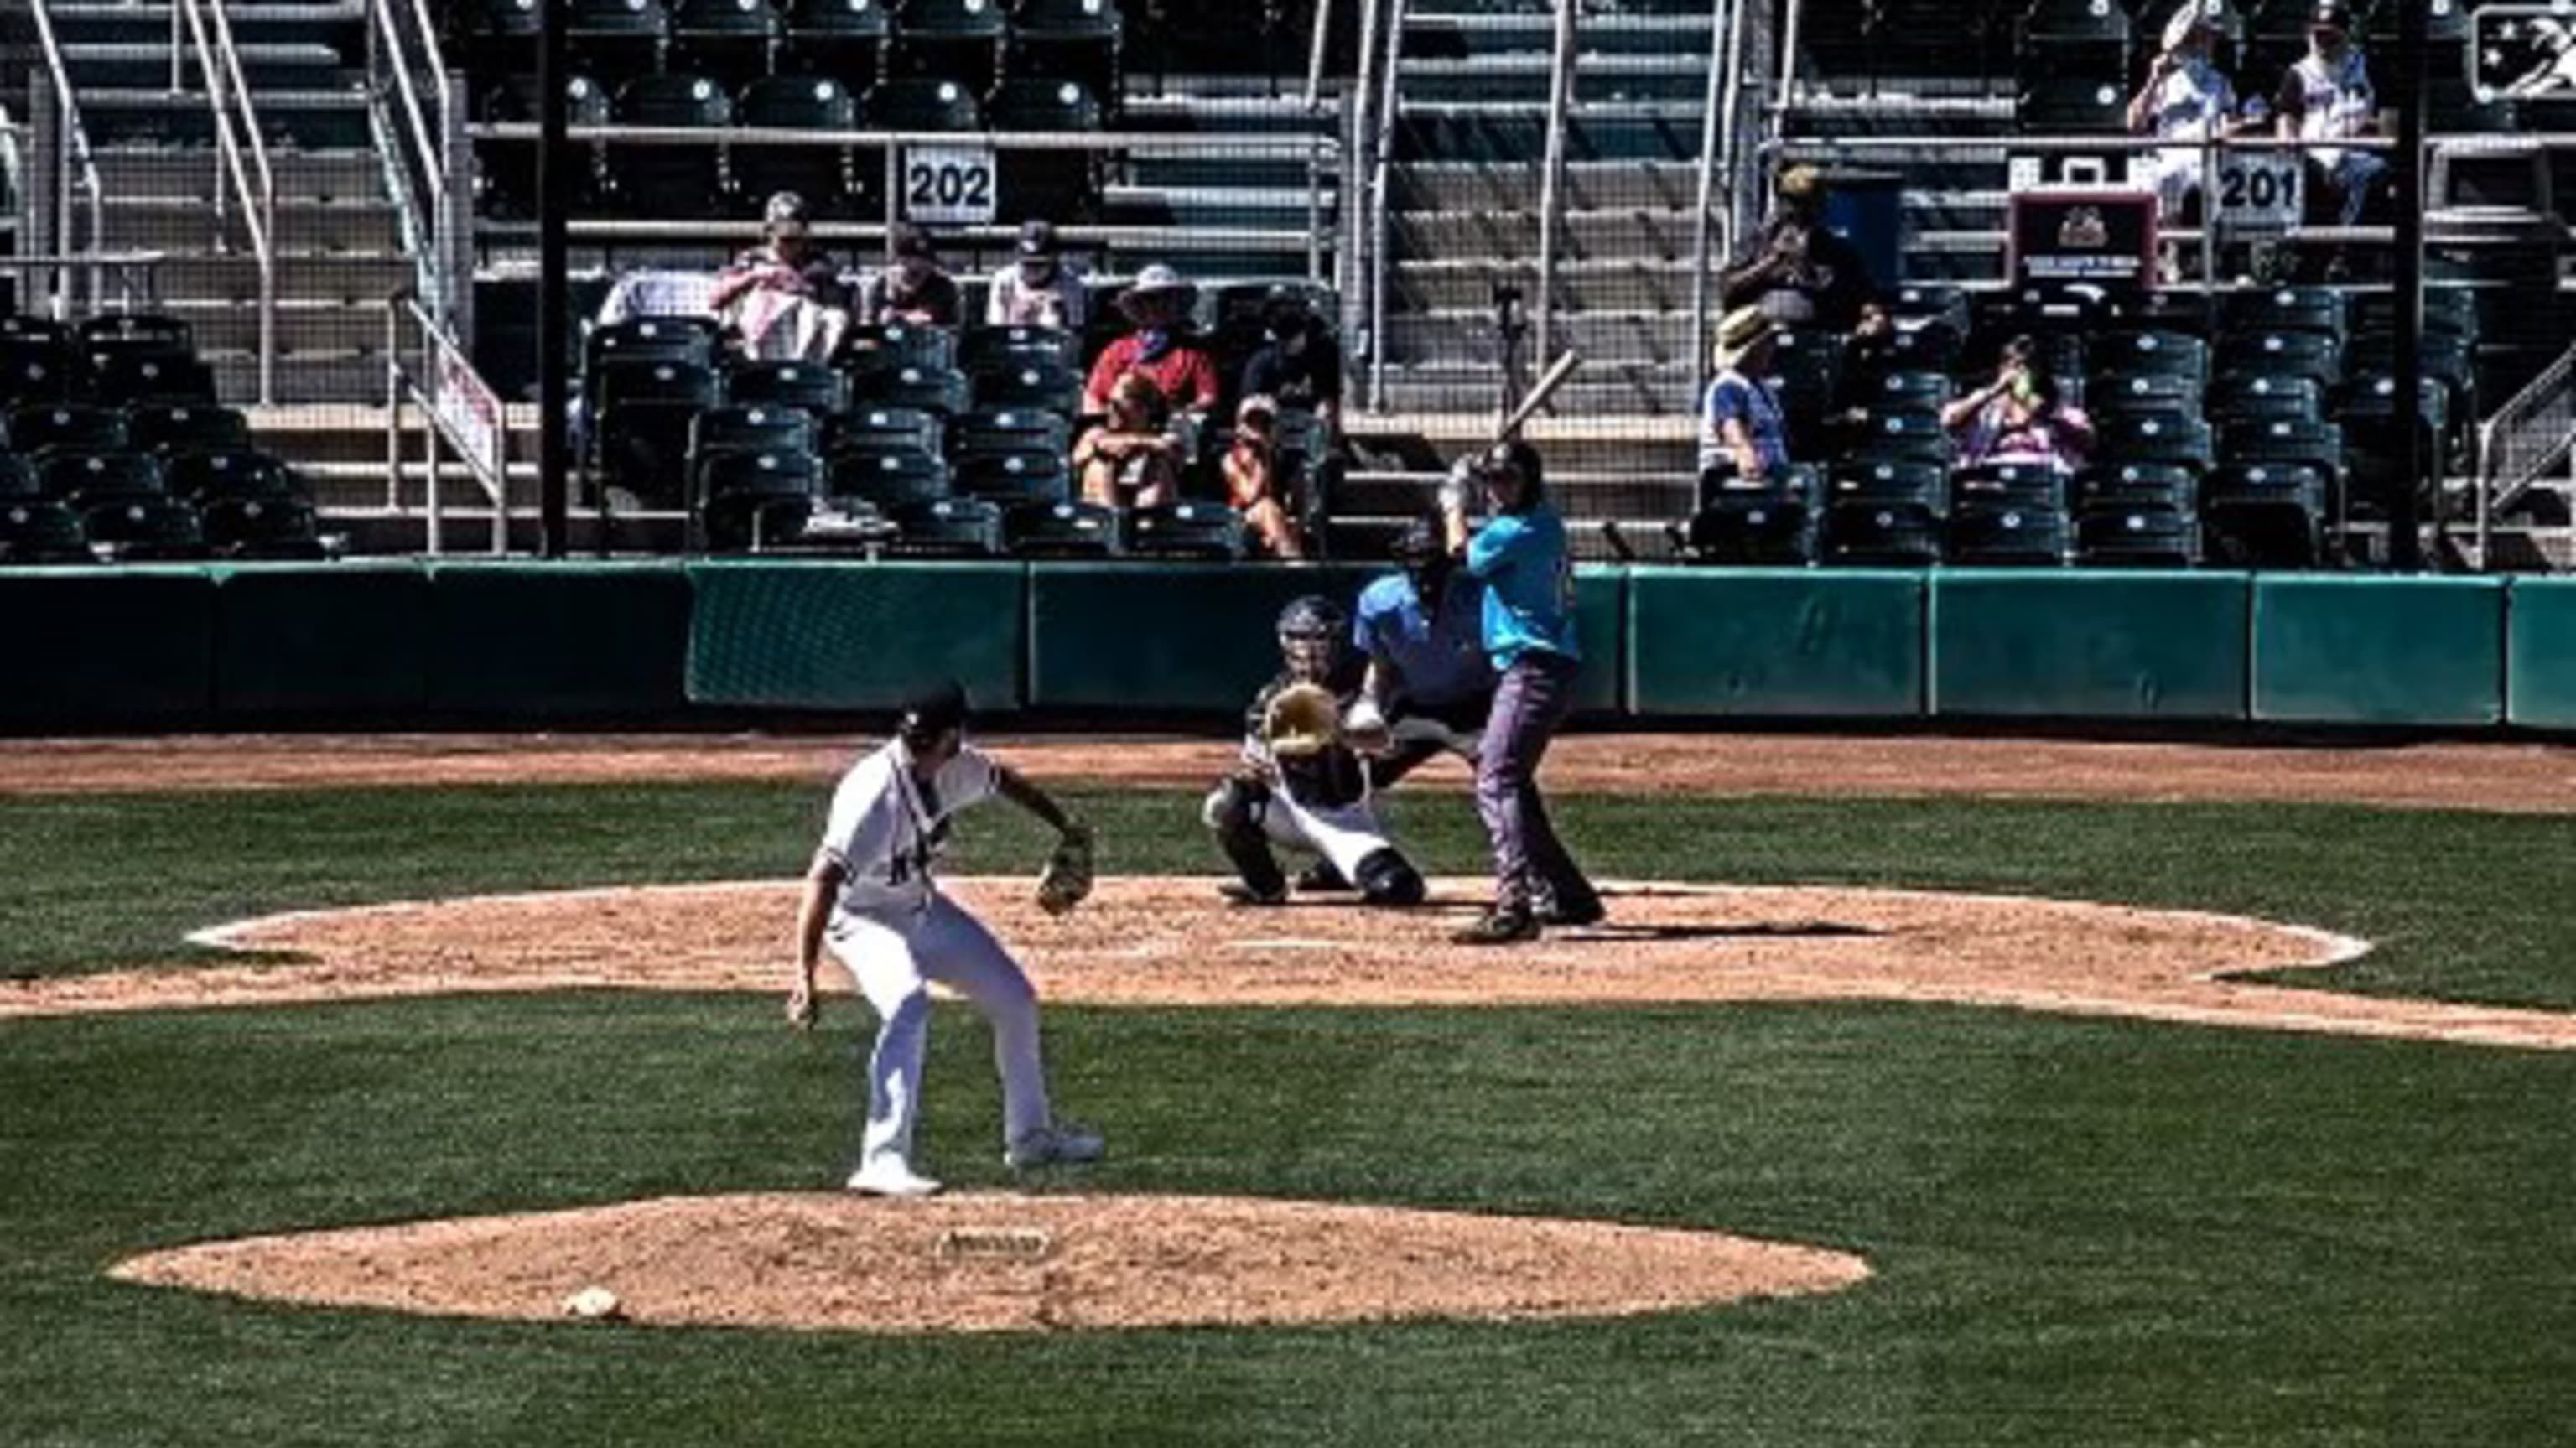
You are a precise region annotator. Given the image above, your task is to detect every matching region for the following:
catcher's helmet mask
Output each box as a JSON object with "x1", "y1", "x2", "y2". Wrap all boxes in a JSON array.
[
  {"x1": 1276, "y1": 594, "x2": 1344, "y2": 682},
  {"x1": 898, "y1": 679, "x2": 970, "y2": 750},
  {"x1": 1392, "y1": 517, "x2": 1452, "y2": 604}
]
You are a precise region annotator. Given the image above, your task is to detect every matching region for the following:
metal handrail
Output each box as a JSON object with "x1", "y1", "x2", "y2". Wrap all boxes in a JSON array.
[
  {"x1": 1366, "y1": 0, "x2": 1410, "y2": 413},
  {"x1": 1532, "y1": 0, "x2": 1577, "y2": 369},
  {"x1": 179, "y1": 0, "x2": 278, "y2": 404},
  {"x1": 468, "y1": 123, "x2": 1344, "y2": 153},
  {"x1": 386, "y1": 294, "x2": 510, "y2": 556},
  {"x1": 2474, "y1": 340, "x2": 2576, "y2": 565},
  {"x1": 27, "y1": 0, "x2": 106, "y2": 318},
  {"x1": 367, "y1": 0, "x2": 460, "y2": 322},
  {"x1": 1305, "y1": 0, "x2": 1337, "y2": 114},
  {"x1": 1689, "y1": 0, "x2": 1735, "y2": 404}
]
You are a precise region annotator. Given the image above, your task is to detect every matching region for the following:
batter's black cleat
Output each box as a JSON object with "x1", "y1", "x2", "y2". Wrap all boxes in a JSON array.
[
  {"x1": 1294, "y1": 858, "x2": 1353, "y2": 893},
  {"x1": 1452, "y1": 905, "x2": 1540, "y2": 945},
  {"x1": 1218, "y1": 880, "x2": 1289, "y2": 907},
  {"x1": 1535, "y1": 891, "x2": 1605, "y2": 928}
]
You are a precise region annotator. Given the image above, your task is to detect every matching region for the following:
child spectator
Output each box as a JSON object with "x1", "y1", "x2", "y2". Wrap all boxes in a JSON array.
[{"x1": 1219, "y1": 393, "x2": 1306, "y2": 559}]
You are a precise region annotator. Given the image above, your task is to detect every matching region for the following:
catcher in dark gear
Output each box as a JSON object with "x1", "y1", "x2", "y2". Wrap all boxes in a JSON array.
[{"x1": 1201, "y1": 594, "x2": 1427, "y2": 908}]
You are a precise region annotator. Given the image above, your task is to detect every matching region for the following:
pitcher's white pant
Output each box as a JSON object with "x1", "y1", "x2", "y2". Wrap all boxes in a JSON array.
[
  {"x1": 1212, "y1": 784, "x2": 1399, "y2": 882},
  {"x1": 827, "y1": 892, "x2": 1051, "y2": 1175}
]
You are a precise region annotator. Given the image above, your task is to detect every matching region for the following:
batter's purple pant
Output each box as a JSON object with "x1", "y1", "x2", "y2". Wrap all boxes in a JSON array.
[{"x1": 1474, "y1": 651, "x2": 1595, "y2": 911}]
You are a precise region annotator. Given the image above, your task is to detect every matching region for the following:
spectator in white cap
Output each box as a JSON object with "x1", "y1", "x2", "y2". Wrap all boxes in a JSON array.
[
  {"x1": 985, "y1": 220, "x2": 1089, "y2": 330},
  {"x1": 709, "y1": 190, "x2": 854, "y2": 361},
  {"x1": 1080, "y1": 262, "x2": 1220, "y2": 417},
  {"x1": 858, "y1": 223, "x2": 962, "y2": 329},
  {"x1": 2272, "y1": 2, "x2": 2383, "y2": 227},
  {"x1": 2127, "y1": 3, "x2": 2246, "y2": 221}
]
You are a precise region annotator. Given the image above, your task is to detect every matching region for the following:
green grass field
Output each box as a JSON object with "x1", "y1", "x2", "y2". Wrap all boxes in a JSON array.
[{"x1": 3, "y1": 779, "x2": 2572, "y2": 1445}]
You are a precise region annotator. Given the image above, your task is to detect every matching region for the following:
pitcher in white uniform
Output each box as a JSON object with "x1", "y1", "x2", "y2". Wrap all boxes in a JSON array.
[{"x1": 787, "y1": 681, "x2": 1103, "y2": 1197}]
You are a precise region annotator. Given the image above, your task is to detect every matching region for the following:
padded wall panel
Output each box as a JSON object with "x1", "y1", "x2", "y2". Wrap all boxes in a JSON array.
[
  {"x1": 2252, "y1": 575, "x2": 2506, "y2": 725},
  {"x1": 213, "y1": 563, "x2": 431, "y2": 716},
  {"x1": 1570, "y1": 566, "x2": 1626, "y2": 716},
  {"x1": 428, "y1": 562, "x2": 692, "y2": 718},
  {"x1": 1027, "y1": 563, "x2": 1378, "y2": 712},
  {"x1": 1628, "y1": 568, "x2": 1923, "y2": 717},
  {"x1": 2507, "y1": 579, "x2": 2576, "y2": 730},
  {"x1": 0, "y1": 567, "x2": 216, "y2": 724},
  {"x1": 1932, "y1": 571, "x2": 2250, "y2": 719},
  {"x1": 688, "y1": 562, "x2": 1024, "y2": 710}
]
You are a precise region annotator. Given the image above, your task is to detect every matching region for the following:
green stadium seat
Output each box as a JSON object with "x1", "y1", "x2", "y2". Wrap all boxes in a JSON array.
[
  {"x1": 691, "y1": 403, "x2": 822, "y2": 461},
  {"x1": 0, "y1": 498, "x2": 90, "y2": 563},
  {"x1": 123, "y1": 403, "x2": 251, "y2": 457},
  {"x1": 969, "y1": 358, "x2": 1084, "y2": 415},
  {"x1": 850, "y1": 363, "x2": 974, "y2": 417},
  {"x1": 777, "y1": 0, "x2": 891, "y2": 79},
  {"x1": 734, "y1": 75, "x2": 870, "y2": 218},
  {"x1": 2218, "y1": 330, "x2": 2342, "y2": 390},
  {"x1": 892, "y1": 0, "x2": 1006, "y2": 83},
  {"x1": 2093, "y1": 330, "x2": 2210, "y2": 384},
  {"x1": 958, "y1": 324, "x2": 1079, "y2": 373},
  {"x1": 11, "y1": 404, "x2": 127, "y2": 458},
  {"x1": 201, "y1": 495, "x2": 327, "y2": 561},
  {"x1": 829, "y1": 444, "x2": 952, "y2": 509},
  {"x1": 588, "y1": 316, "x2": 726, "y2": 371},
  {"x1": 41, "y1": 449, "x2": 164, "y2": 506},
  {"x1": 865, "y1": 78, "x2": 983, "y2": 130},
  {"x1": 2072, "y1": 504, "x2": 2200, "y2": 568},
  {"x1": 569, "y1": 0, "x2": 669, "y2": 76},
  {"x1": 955, "y1": 447, "x2": 1075, "y2": 505},
  {"x1": 726, "y1": 359, "x2": 852, "y2": 414},
  {"x1": 1672, "y1": 466, "x2": 1821, "y2": 566},
  {"x1": 2206, "y1": 373, "x2": 2324, "y2": 424},
  {"x1": 1005, "y1": 498, "x2": 1118, "y2": 558},
  {"x1": 668, "y1": 0, "x2": 780, "y2": 89},
  {"x1": 2091, "y1": 411, "x2": 2215, "y2": 471},
  {"x1": 890, "y1": 495, "x2": 1005, "y2": 557},
  {"x1": 1119, "y1": 501, "x2": 1244, "y2": 561},
  {"x1": 696, "y1": 446, "x2": 824, "y2": 551},
  {"x1": 163, "y1": 448, "x2": 303, "y2": 504},
  {"x1": 949, "y1": 407, "x2": 1072, "y2": 460},
  {"x1": 78, "y1": 494, "x2": 205, "y2": 561},
  {"x1": 609, "y1": 75, "x2": 734, "y2": 216},
  {"x1": 833, "y1": 404, "x2": 945, "y2": 455},
  {"x1": 0, "y1": 336, "x2": 82, "y2": 406},
  {"x1": 2086, "y1": 371, "x2": 2204, "y2": 420},
  {"x1": 0, "y1": 451, "x2": 35, "y2": 498},
  {"x1": 2221, "y1": 286, "x2": 2347, "y2": 340},
  {"x1": 843, "y1": 322, "x2": 958, "y2": 375}
]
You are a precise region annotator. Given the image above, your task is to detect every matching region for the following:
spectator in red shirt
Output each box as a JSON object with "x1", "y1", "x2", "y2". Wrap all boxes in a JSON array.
[{"x1": 1082, "y1": 263, "x2": 1220, "y2": 417}]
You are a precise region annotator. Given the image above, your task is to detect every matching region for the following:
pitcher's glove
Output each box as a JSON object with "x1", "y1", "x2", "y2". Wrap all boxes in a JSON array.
[
  {"x1": 1262, "y1": 682, "x2": 1343, "y2": 759},
  {"x1": 1036, "y1": 822, "x2": 1095, "y2": 916}
]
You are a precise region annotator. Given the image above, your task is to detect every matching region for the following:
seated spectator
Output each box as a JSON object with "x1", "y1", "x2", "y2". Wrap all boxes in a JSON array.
[
  {"x1": 1696, "y1": 306, "x2": 1790, "y2": 480},
  {"x1": 985, "y1": 220, "x2": 1088, "y2": 330},
  {"x1": 2128, "y1": 4, "x2": 2246, "y2": 221},
  {"x1": 2274, "y1": 3, "x2": 2384, "y2": 227},
  {"x1": 1940, "y1": 335, "x2": 2095, "y2": 470},
  {"x1": 858, "y1": 223, "x2": 962, "y2": 329},
  {"x1": 708, "y1": 191, "x2": 853, "y2": 361},
  {"x1": 1238, "y1": 288, "x2": 1343, "y2": 435},
  {"x1": 1716, "y1": 164, "x2": 1878, "y2": 336},
  {"x1": 1083, "y1": 263, "x2": 1221, "y2": 417},
  {"x1": 1219, "y1": 393, "x2": 1306, "y2": 559},
  {"x1": 1073, "y1": 372, "x2": 1183, "y2": 508}
]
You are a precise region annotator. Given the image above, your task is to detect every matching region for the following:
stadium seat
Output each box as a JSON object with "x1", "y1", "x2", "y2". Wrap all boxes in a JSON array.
[
  {"x1": 865, "y1": 78, "x2": 983, "y2": 131},
  {"x1": 2205, "y1": 373, "x2": 2324, "y2": 424},
  {"x1": 1946, "y1": 503, "x2": 2068, "y2": 566},
  {"x1": 1847, "y1": 408, "x2": 1955, "y2": 468},
  {"x1": 40, "y1": 449, "x2": 163, "y2": 506},
  {"x1": 1888, "y1": 283, "x2": 1972, "y2": 336},
  {"x1": 9, "y1": 404, "x2": 127, "y2": 457},
  {"x1": 988, "y1": 78, "x2": 1103, "y2": 132},
  {"x1": 777, "y1": 0, "x2": 890, "y2": 80},
  {"x1": 1758, "y1": 329, "x2": 1841, "y2": 460},
  {"x1": 568, "y1": 0, "x2": 669, "y2": 77},
  {"x1": 0, "y1": 452, "x2": 34, "y2": 498},
  {"x1": 124, "y1": 403, "x2": 252, "y2": 456},
  {"x1": 0, "y1": 498, "x2": 90, "y2": 564},
  {"x1": 2018, "y1": 75, "x2": 2127, "y2": 133},
  {"x1": 842, "y1": 322, "x2": 958, "y2": 376},
  {"x1": 1005, "y1": 499, "x2": 1118, "y2": 558},
  {"x1": 691, "y1": 403, "x2": 822, "y2": 461},
  {"x1": 733, "y1": 75, "x2": 870, "y2": 219},
  {"x1": 828, "y1": 444, "x2": 951, "y2": 509},
  {"x1": 726, "y1": 359, "x2": 851, "y2": 414},
  {"x1": 478, "y1": 74, "x2": 610, "y2": 219},
  {"x1": 592, "y1": 358, "x2": 724, "y2": 508},
  {"x1": 2205, "y1": 460, "x2": 2332, "y2": 568},
  {"x1": 2093, "y1": 330, "x2": 2210, "y2": 384},
  {"x1": 696, "y1": 446, "x2": 824, "y2": 552},
  {"x1": 588, "y1": 315, "x2": 726, "y2": 371},
  {"x1": 2217, "y1": 330, "x2": 2342, "y2": 390},
  {"x1": 1822, "y1": 472, "x2": 1944, "y2": 564},
  {"x1": 954, "y1": 447, "x2": 1075, "y2": 505},
  {"x1": 89, "y1": 349, "x2": 216, "y2": 406},
  {"x1": 969, "y1": 359, "x2": 1084, "y2": 415},
  {"x1": 833, "y1": 404, "x2": 945, "y2": 456},
  {"x1": 0, "y1": 314, "x2": 73, "y2": 345},
  {"x1": 1120, "y1": 501, "x2": 1244, "y2": 561},
  {"x1": 891, "y1": 0, "x2": 1006, "y2": 83},
  {"x1": 958, "y1": 324, "x2": 1079, "y2": 374},
  {"x1": 2221, "y1": 286, "x2": 2346, "y2": 340},
  {"x1": 2085, "y1": 371, "x2": 2203, "y2": 420},
  {"x1": 667, "y1": 0, "x2": 779, "y2": 89},
  {"x1": 465, "y1": 0, "x2": 543, "y2": 74},
  {"x1": 164, "y1": 448, "x2": 303, "y2": 503},
  {"x1": 1011, "y1": 0, "x2": 1121, "y2": 102},
  {"x1": 1670, "y1": 466, "x2": 1821, "y2": 566},
  {"x1": 889, "y1": 495, "x2": 1005, "y2": 557},
  {"x1": 201, "y1": 494, "x2": 328, "y2": 560},
  {"x1": 1860, "y1": 369, "x2": 1954, "y2": 413},
  {"x1": 949, "y1": 407, "x2": 1072, "y2": 461},
  {"x1": 850, "y1": 363, "x2": 974, "y2": 416},
  {"x1": 609, "y1": 75, "x2": 734, "y2": 217},
  {"x1": 2090, "y1": 411, "x2": 2215, "y2": 470},
  {"x1": 2351, "y1": 288, "x2": 2478, "y2": 341},
  {"x1": 2072, "y1": 504, "x2": 2201, "y2": 568},
  {"x1": 989, "y1": 80, "x2": 1105, "y2": 220},
  {"x1": 2072, "y1": 460, "x2": 2199, "y2": 512},
  {"x1": 0, "y1": 335, "x2": 83, "y2": 405},
  {"x1": 77, "y1": 494, "x2": 205, "y2": 560}
]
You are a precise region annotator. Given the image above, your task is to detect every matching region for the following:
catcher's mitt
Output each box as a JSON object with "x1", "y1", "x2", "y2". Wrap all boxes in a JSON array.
[
  {"x1": 1036, "y1": 823, "x2": 1094, "y2": 916},
  {"x1": 1261, "y1": 682, "x2": 1343, "y2": 758}
]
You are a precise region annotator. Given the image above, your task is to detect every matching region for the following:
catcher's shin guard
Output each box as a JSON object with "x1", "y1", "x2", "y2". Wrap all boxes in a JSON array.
[
  {"x1": 1354, "y1": 847, "x2": 1426, "y2": 907},
  {"x1": 1202, "y1": 777, "x2": 1287, "y2": 897}
]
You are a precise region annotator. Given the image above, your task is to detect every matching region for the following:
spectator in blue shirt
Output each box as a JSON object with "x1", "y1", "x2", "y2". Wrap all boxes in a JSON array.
[
  {"x1": 1697, "y1": 305, "x2": 1789, "y2": 480},
  {"x1": 1438, "y1": 440, "x2": 1603, "y2": 945}
]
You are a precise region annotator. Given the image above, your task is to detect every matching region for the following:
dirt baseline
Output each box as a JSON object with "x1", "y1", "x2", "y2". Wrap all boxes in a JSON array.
[
  {"x1": 109, "y1": 1192, "x2": 1872, "y2": 1334},
  {"x1": 12, "y1": 876, "x2": 2576, "y2": 1051}
]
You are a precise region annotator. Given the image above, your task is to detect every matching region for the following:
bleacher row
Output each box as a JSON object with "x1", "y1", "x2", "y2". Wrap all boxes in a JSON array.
[
  {"x1": 467, "y1": 0, "x2": 1121, "y2": 222},
  {"x1": 1684, "y1": 282, "x2": 2473, "y2": 569},
  {"x1": 585, "y1": 312, "x2": 1332, "y2": 558},
  {"x1": 0, "y1": 316, "x2": 325, "y2": 565}
]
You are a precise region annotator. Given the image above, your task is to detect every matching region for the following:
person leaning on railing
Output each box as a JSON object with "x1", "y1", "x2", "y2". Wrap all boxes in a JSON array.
[{"x1": 1716, "y1": 163, "x2": 1879, "y2": 337}]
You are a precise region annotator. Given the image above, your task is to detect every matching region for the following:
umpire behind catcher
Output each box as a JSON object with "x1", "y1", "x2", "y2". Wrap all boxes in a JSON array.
[
  {"x1": 1438, "y1": 440, "x2": 1604, "y2": 945},
  {"x1": 1348, "y1": 517, "x2": 1494, "y2": 786}
]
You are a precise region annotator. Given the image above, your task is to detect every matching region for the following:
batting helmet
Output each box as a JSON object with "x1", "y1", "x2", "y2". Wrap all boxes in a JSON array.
[{"x1": 1276, "y1": 594, "x2": 1344, "y2": 682}]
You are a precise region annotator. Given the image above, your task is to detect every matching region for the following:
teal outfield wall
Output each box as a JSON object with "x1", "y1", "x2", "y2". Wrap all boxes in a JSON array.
[{"x1": 3, "y1": 562, "x2": 2574, "y2": 733}]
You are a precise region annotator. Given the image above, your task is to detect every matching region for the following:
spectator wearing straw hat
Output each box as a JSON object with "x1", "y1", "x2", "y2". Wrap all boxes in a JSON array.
[
  {"x1": 985, "y1": 220, "x2": 1089, "y2": 330},
  {"x1": 1082, "y1": 262, "x2": 1222, "y2": 418},
  {"x1": 1697, "y1": 305, "x2": 1791, "y2": 480},
  {"x1": 2128, "y1": 3, "x2": 2246, "y2": 221},
  {"x1": 858, "y1": 223, "x2": 963, "y2": 329},
  {"x1": 1717, "y1": 164, "x2": 1879, "y2": 335}
]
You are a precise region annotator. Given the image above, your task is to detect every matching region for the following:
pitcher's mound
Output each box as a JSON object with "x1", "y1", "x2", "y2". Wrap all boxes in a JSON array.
[{"x1": 110, "y1": 1192, "x2": 1870, "y2": 1334}]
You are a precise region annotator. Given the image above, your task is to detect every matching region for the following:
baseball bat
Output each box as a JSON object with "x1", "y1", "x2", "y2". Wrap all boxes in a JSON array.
[{"x1": 1495, "y1": 349, "x2": 1582, "y2": 442}]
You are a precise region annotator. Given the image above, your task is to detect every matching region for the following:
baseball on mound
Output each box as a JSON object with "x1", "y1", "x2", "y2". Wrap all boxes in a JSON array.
[{"x1": 563, "y1": 1285, "x2": 623, "y2": 1320}]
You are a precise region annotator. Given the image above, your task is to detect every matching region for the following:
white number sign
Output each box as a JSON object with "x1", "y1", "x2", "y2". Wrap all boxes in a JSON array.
[
  {"x1": 2214, "y1": 155, "x2": 2304, "y2": 233},
  {"x1": 902, "y1": 144, "x2": 998, "y2": 226}
]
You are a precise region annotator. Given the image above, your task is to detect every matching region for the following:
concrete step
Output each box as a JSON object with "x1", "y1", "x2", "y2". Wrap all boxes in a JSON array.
[
  {"x1": 1123, "y1": 94, "x2": 1341, "y2": 136},
  {"x1": 1391, "y1": 257, "x2": 1700, "y2": 312},
  {"x1": 150, "y1": 253, "x2": 414, "y2": 307},
  {"x1": 1355, "y1": 401, "x2": 1699, "y2": 457},
  {"x1": 1394, "y1": 105, "x2": 1703, "y2": 163},
  {"x1": 75, "y1": 87, "x2": 372, "y2": 149},
  {"x1": 1393, "y1": 208, "x2": 1701, "y2": 263},
  {"x1": 164, "y1": 298, "x2": 391, "y2": 356},
  {"x1": 211, "y1": 350, "x2": 387, "y2": 407},
  {"x1": 101, "y1": 196, "x2": 402, "y2": 254},
  {"x1": 1393, "y1": 158, "x2": 1703, "y2": 213},
  {"x1": 1405, "y1": 11, "x2": 1716, "y2": 59},
  {"x1": 56, "y1": 40, "x2": 349, "y2": 91},
  {"x1": 1368, "y1": 361, "x2": 1701, "y2": 419},
  {"x1": 1393, "y1": 54, "x2": 1710, "y2": 105},
  {"x1": 90, "y1": 144, "x2": 385, "y2": 203},
  {"x1": 1387, "y1": 308, "x2": 1699, "y2": 368}
]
